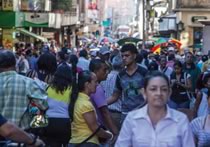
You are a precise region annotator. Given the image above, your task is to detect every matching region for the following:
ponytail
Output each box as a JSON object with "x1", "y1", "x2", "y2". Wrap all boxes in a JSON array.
[{"x1": 69, "y1": 57, "x2": 79, "y2": 121}]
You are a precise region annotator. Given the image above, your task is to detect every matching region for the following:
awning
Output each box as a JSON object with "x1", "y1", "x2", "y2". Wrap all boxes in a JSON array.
[{"x1": 17, "y1": 28, "x2": 48, "y2": 42}]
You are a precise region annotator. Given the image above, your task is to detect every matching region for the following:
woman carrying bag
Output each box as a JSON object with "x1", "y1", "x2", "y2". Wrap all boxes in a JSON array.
[
  {"x1": 69, "y1": 60, "x2": 113, "y2": 147},
  {"x1": 169, "y1": 61, "x2": 192, "y2": 109}
]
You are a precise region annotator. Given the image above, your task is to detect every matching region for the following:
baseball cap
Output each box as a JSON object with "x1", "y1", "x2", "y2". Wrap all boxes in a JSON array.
[
  {"x1": 168, "y1": 47, "x2": 175, "y2": 51},
  {"x1": 112, "y1": 54, "x2": 123, "y2": 67},
  {"x1": 99, "y1": 46, "x2": 110, "y2": 55}
]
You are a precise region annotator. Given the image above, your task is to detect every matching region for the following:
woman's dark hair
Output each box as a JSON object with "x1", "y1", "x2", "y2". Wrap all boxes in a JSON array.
[
  {"x1": 79, "y1": 50, "x2": 88, "y2": 58},
  {"x1": 148, "y1": 61, "x2": 158, "y2": 71},
  {"x1": 144, "y1": 71, "x2": 170, "y2": 89},
  {"x1": 37, "y1": 53, "x2": 57, "y2": 74},
  {"x1": 69, "y1": 70, "x2": 93, "y2": 121},
  {"x1": 68, "y1": 53, "x2": 93, "y2": 121},
  {"x1": 173, "y1": 60, "x2": 183, "y2": 68},
  {"x1": 51, "y1": 64, "x2": 72, "y2": 94}
]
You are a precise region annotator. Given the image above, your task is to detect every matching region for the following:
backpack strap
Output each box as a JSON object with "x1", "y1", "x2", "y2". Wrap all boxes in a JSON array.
[{"x1": 184, "y1": 72, "x2": 192, "y2": 100}]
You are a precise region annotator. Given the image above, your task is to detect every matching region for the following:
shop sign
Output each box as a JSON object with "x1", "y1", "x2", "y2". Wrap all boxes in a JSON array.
[
  {"x1": 2, "y1": 0, "x2": 13, "y2": 11},
  {"x1": 3, "y1": 29, "x2": 14, "y2": 50},
  {"x1": 41, "y1": 32, "x2": 54, "y2": 39},
  {"x1": 192, "y1": 16, "x2": 207, "y2": 23},
  {"x1": 24, "y1": 13, "x2": 48, "y2": 27},
  {"x1": 21, "y1": 0, "x2": 45, "y2": 11}
]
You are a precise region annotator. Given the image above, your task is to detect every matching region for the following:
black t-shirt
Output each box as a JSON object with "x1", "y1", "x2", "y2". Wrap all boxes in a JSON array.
[
  {"x1": 0, "y1": 114, "x2": 7, "y2": 127},
  {"x1": 170, "y1": 72, "x2": 189, "y2": 103}
]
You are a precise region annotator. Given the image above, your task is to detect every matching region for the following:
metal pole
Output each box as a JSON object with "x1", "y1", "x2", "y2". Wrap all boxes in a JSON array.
[{"x1": 142, "y1": 0, "x2": 145, "y2": 50}]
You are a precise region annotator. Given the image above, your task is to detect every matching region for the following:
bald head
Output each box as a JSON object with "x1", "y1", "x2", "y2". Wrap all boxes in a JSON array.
[{"x1": 0, "y1": 50, "x2": 16, "y2": 69}]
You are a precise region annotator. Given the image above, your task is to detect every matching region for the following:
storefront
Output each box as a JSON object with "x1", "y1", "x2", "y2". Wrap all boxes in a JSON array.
[
  {"x1": 0, "y1": 11, "x2": 24, "y2": 49},
  {"x1": 176, "y1": 0, "x2": 210, "y2": 51}
]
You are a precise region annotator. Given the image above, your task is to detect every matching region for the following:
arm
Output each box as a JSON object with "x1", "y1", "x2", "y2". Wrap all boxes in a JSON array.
[
  {"x1": 0, "y1": 121, "x2": 44, "y2": 146},
  {"x1": 107, "y1": 74, "x2": 122, "y2": 105},
  {"x1": 193, "y1": 91, "x2": 202, "y2": 117},
  {"x1": 99, "y1": 106, "x2": 119, "y2": 135},
  {"x1": 83, "y1": 111, "x2": 112, "y2": 139},
  {"x1": 107, "y1": 91, "x2": 121, "y2": 105}
]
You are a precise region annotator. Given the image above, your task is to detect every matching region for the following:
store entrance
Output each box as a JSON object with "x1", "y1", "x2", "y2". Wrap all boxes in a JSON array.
[{"x1": 193, "y1": 27, "x2": 203, "y2": 51}]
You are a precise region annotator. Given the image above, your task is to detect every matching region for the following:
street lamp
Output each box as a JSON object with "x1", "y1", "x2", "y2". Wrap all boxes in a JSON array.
[
  {"x1": 177, "y1": 21, "x2": 184, "y2": 39},
  {"x1": 177, "y1": 21, "x2": 184, "y2": 31}
]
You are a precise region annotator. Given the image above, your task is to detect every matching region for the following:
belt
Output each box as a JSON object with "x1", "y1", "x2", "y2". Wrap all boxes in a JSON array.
[{"x1": 109, "y1": 109, "x2": 121, "y2": 113}]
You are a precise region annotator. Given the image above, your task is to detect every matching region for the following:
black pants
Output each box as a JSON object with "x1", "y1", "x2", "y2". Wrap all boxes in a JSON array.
[
  {"x1": 68, "y1": 142, "x2": 99, "y2": 147},
  {"x1": 29, "y1": 118, "x2": 71, "y2": 147}
]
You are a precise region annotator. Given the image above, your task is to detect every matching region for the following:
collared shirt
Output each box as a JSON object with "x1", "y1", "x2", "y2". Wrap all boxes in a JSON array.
[
  {"x1": 101, "y1": 70, "x2": 122, "y2": 112},
  {"x1": 0, "y1": 71, "x2": 47, "y2": 129},
  {"x1": 190, "y1": 116, "x2": 210, "y2": 147},
  {"x1": 77, "y1": 57, "x2": 90, "y2": 71},
  {"x1": 116, "y1": 105, "x2": 195, "y2": 147},
  {"x1": 70, "y1": 92, "x2": 99, "y2": 145}
]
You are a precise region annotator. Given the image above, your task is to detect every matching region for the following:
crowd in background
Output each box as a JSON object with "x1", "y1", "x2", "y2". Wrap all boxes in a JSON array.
[{"x1": 0, "y1": 39, "x2": 210, "y2": 147}]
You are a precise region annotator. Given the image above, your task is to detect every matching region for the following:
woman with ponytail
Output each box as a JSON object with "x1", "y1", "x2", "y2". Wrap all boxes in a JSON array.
[{"x1": 69, "y1": 69, "x2": 113, "y2": 147}]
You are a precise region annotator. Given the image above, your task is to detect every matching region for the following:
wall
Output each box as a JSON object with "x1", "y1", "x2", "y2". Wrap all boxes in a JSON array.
[
  {"x1": 203, "y1": 25, "x2": 210, "y2": 54},
  {"x1": 177, "y1": 11, "x2": 210, "y2": 48}
]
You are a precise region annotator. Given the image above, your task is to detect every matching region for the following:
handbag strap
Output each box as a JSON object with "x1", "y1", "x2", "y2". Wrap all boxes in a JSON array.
[{"x1": 75, "y1": 125, "x2": 102, "y2": 147}]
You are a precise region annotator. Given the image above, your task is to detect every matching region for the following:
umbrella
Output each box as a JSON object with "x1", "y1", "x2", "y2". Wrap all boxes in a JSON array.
[
  {"x1": 168, "y1": 38, "x2": 182, "y2": 49},
  {"x1": 99, "y1": 37, "x2": 115, "y2": 43},
  {"x1": 151, "y1": 42, "x2": 168, "y2": 54},
  {"x1": 117, "y1": 37, "x2": 142, "y2": 46}
]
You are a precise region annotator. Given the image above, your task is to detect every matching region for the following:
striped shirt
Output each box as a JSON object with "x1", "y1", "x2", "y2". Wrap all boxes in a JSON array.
[
  {"x1": 190, "y1": 116, "x2": 210, "y2": 147},
  {"x1": 101, "y1": 70, "x2": 122, "y2": 112}
]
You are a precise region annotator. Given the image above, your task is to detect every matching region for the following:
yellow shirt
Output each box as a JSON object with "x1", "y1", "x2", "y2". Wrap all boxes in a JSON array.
[
  {"x1": 70, "y1": 92, "x2": 99, "y2": 145},
  {"x1": 47, "y1": 87, "x2": 71, "y2": 103}
]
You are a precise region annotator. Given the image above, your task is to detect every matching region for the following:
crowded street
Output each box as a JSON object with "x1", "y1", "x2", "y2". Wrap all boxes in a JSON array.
[{"x1": 0, "y1": 0, "x2": 210, "y2": 147}]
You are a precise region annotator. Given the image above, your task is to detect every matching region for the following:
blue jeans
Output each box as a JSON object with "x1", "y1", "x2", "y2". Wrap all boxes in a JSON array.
[{"x1": 168, "y1": 100, "x2": 190, "y2": 109}]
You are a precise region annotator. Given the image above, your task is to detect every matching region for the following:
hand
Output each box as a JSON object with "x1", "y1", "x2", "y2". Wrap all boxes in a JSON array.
[
  {"x1": 110, "y1": 134, "x2": 118, "y2": 145},
  {"x1": 29, "y1": 138, "x2": 45, "y2": 147},
  {"x1": 34, "y1": 138, "x2": 45, "y2": 147}
]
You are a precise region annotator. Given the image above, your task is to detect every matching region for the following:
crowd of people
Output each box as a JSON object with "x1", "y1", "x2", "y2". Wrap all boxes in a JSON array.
[{"x1": 0, "y1": 40, "x2": 210, "y2": 147}]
